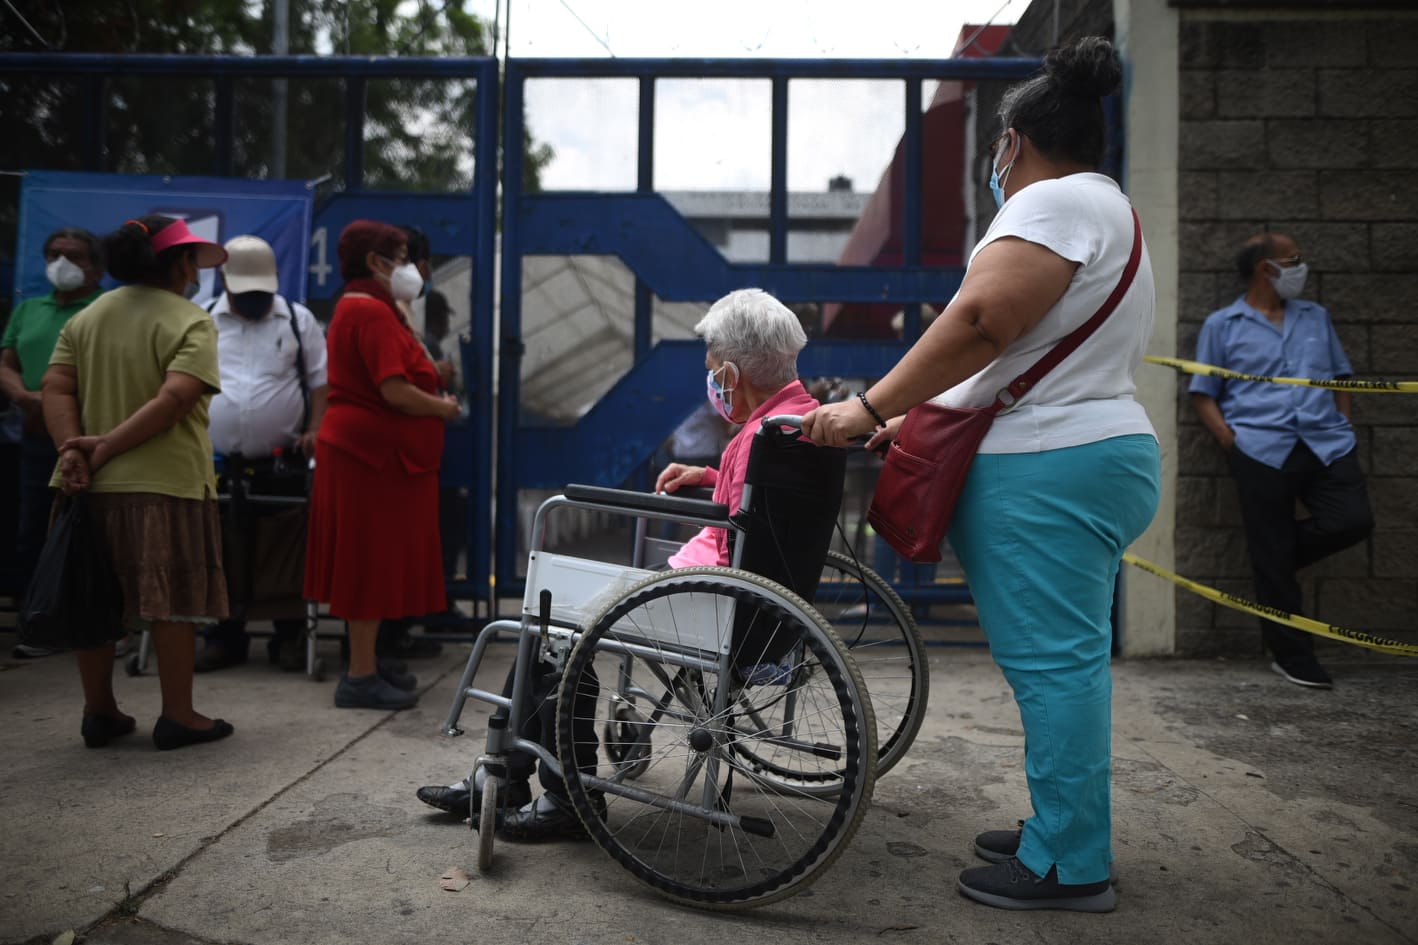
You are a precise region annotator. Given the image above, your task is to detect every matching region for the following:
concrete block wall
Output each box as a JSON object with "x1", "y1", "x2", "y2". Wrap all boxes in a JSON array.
[{"x1": 1176, "y1": 14, "x2": 1418, "y2": 655}]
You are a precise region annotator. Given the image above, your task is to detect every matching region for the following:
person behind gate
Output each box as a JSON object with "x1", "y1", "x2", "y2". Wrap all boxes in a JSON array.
[{"x1": 197, "y1": 235, "x2": 329, "y2": 673}]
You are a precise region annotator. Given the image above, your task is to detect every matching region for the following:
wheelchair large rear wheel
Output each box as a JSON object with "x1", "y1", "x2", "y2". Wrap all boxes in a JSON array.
[
  {"x1": 557, "y1": 567, "x2": 876, "y2": 909},
  {"x1": 723, "y1": 551, "x2": 927, "y2": 796}
]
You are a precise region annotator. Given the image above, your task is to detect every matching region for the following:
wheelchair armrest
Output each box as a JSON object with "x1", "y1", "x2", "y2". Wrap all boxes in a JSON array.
[{"x1": 563, "y1": 483, "x2": 730, "y2": 522}]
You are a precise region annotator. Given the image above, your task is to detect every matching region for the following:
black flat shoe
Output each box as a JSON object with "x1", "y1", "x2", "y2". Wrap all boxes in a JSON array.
[
  {"x1": 152, "y1": 716, "x2": 235, "y2": 751},
  {"x1": 416, "y1": 771, "x2": 533, "y2": 815},
  {"x1": 492, "y1": 791, "x2": 604, "y2": 842},
  {"x1": 81, "y1": 714, "x2": 136, "y2": 749},
  {"x1": 378, "y1": 658, "x2": 418, "y2": 692}
]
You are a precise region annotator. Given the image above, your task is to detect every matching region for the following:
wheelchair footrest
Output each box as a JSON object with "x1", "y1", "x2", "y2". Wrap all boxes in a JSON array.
[{"x1": 738, "y1": 816, "x2": 775, "y2": 839}]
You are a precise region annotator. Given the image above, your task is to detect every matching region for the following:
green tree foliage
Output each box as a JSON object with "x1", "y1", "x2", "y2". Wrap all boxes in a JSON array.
[{"x1": 0, "y1": 0, "x2": 551, "y2": 193}]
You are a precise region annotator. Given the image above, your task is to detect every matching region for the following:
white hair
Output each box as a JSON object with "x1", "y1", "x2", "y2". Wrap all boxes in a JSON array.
[{"x1": 694, "y1": 288, "x2": 807, "y2": 389}]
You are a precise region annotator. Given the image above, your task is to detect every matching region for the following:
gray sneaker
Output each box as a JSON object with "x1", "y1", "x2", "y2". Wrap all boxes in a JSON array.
[
  {"x1": 958, "y1": 857, "x2": 1116, "y2": 912},
  {"x1": 974, "y1": 822, "x2": 1023, "y2": 863},
  {"x1": 975, "y1": 822, "x2": 1118, "y2": 883},
  {"x1": 334, "y1": 673, "x2": 419, "y2": 710}
]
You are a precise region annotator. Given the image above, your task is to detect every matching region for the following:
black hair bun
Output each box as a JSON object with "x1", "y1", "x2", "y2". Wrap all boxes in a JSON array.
[{"x1": 1043, "y1": 36, "x2": 1122, "y2": 100}]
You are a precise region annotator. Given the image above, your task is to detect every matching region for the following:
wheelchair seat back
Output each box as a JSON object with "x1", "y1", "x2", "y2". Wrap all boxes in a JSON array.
[{"x1": 730, "y1": 419, "x2": 846, "y2": 665}]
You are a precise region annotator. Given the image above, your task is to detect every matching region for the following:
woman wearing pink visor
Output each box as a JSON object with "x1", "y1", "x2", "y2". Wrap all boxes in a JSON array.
[{"x1": 43, "y1": 215, "x2": 237, "y2": 751}]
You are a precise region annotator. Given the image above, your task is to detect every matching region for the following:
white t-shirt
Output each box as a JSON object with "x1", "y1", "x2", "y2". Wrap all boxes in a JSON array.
[
  {"x1": 932, "y1": 172, "x2": 1157, "y2": 454},
  {"x1": 208, "y1": 294, "x2": 329, "y2": 457}
]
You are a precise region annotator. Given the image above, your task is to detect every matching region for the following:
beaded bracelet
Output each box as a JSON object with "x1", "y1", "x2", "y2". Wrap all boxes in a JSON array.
[{"x1": 856, "y1": 391, "x2": 886, "y2": 427}]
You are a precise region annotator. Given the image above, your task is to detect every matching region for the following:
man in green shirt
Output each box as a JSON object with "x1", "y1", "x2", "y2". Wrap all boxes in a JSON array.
[{"x1": 0, "y1": 226, "x2": 105, "y2": 657}]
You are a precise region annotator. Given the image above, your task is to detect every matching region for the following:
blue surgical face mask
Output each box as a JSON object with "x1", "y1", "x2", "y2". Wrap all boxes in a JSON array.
[
  {"x1": 989, "y1": 131, "x2": 1017, "y2": 209},
  {"x1": 705, "y1": 361, "x2": 738, "y2": 423}
]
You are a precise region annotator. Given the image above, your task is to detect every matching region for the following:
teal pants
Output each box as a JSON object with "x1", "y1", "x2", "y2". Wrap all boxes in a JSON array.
[{"x1": 948, "y1": 434, "x2": 1160, "y2": 885}]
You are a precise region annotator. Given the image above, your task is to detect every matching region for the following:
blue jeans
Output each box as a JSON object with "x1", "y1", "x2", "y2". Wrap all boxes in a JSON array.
[{"x1": 948, "y1": 435, "x2": 1160, "y2": 885}]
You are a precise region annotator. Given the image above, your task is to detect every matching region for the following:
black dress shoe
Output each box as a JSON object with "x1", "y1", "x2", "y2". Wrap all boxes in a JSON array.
[
  {"x1": 492, "y1": 791, "x2": 604, "y2": 841},
  {"x1": 152, "y1": 716, "x2": 235, "y2": 751},
  {"x1": 378, "y1": 658, "x2": 418, "y2": 692},
  {"x1": 81, "y1": 713, "x2": 136, "y2": 749},
  {"x1": 416, "y1": 772, "x2": 532, "y2": 815}
]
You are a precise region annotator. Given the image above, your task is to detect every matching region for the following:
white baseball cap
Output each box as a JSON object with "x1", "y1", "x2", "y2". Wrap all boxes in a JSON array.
[{"x1": 221, "y1": 235, "x2": 279, "y2": 294}]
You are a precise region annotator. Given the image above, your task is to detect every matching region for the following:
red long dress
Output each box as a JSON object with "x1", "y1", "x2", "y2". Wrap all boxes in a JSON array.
[{"x1": 303, "y1": 289, "x2": 447, "y2": 619}]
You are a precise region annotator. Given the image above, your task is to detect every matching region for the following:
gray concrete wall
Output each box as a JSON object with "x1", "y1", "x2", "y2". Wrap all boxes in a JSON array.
[{"x1": 1175, "y1": 9, "x2": 1418, "y2": 654}]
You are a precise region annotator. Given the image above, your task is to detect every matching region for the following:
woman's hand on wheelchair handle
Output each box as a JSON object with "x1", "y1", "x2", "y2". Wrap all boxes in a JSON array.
[
  {"x1": 802, "y1": 400, "x2": 877, "y2": 448},
  {"x1": 655, "y1": 463, "x2": 706, "y2": 494}
]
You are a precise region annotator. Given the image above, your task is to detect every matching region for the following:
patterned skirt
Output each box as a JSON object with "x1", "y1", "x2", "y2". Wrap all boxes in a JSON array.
[{"x1": 85, "y1": 492, "x2": 229, "y2": 629}]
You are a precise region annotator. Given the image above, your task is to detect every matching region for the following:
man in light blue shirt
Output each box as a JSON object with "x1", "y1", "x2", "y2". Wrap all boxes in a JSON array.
[{"x1": 1190, "y1": 232, "x2": 1373, "y2": 689}]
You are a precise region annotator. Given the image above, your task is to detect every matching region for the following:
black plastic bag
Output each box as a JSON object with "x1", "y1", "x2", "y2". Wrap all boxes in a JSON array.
[{"x1": 18, "y1": 493, "x2": 126, "y2": 651}]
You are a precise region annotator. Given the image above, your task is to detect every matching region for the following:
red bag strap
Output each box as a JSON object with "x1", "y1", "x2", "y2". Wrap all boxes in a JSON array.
[{"x1": 989, "y1": 208, "x2": 1143, "y2": 416}]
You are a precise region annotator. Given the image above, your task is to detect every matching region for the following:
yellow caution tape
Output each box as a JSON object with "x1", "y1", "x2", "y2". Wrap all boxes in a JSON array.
[
  {"x1": 1145, "y1": 355, "x2": 1418, "y2": 392},
  {"x1": 1123, "y1": 553, "x2": 1418, "y2": 658}
]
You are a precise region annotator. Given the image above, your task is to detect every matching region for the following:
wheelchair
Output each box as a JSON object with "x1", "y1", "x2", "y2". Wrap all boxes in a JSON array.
[{"x1": 440, "y1": 416, "x2": 929, "y2": 908}]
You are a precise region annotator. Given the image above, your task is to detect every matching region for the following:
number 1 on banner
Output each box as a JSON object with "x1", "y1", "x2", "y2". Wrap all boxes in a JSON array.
[{"x1": 309, "y1": 226, "x2": 333, "y2": 288}]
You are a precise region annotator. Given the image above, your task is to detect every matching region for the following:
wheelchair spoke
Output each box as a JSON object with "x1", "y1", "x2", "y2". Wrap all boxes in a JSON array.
[{"x1": 557, "y1": 568, "x2": 875, "y2": 907}]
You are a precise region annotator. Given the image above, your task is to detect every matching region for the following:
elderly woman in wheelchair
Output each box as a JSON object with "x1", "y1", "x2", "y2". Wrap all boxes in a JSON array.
[
  {"x1": 419, "y1": 288, "x2": 819, "y2": 837},
  {"x1": 421, "y1": 288, "x2": 930, "y2": 907}
]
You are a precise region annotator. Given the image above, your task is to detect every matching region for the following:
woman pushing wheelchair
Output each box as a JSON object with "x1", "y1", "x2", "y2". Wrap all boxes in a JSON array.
[{"x1": 803, "y1": 36, "x2": 1158, "y2": 913}]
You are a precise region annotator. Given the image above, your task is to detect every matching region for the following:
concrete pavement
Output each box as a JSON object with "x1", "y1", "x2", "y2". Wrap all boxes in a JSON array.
[{"x1": 1, "y1": 631, "x2": 1414, "y2": 945}]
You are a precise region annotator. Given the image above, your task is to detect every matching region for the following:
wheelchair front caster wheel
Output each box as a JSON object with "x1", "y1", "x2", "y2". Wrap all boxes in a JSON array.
[
  {"x1": 477, "y1": 771, "x2": 499, "y2": 871},
  {"x1": 124, "y1": 653, "x2": 142, "y2": 677},
  {"x1": 602, "y1": 702, "x2": 651, "y2": 779}
]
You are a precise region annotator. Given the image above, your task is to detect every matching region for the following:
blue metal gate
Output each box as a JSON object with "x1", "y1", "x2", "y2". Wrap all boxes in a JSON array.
[
  {"x1": 2, "y1": 51, "x2": 1077, "y2": 618},
  {"x1": 496, "y1": 56, "x2": 1040, "y2": 602}
]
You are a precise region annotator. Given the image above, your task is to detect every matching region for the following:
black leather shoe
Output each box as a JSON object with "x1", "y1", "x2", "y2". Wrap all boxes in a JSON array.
[
  {"x1": 416, "y1": 774, "x2": 532, "y2": 816},
  {"x1": 81, "y1": 713, "x2": 136, "y2": 749},
  {"x1": 378, "y1": 658, "x2": 418, "y2": 692},
  {"x1": 270, "y1": 638, "x2": 305, "y2": 672},
  {"x1": 152, "y1": 716, "x2": 235, "y2": 751},
  {"x1": 493, "y1": 791, "x2": 605, "y2": 841}
]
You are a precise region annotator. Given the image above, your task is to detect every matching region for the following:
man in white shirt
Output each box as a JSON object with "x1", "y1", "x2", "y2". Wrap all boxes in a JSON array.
[{"x1": 197, "y1": 235, "x2": 329, "y2": 673}]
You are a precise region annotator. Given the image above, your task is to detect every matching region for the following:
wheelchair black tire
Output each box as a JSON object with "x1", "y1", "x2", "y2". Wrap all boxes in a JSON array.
[
  {"x1": 556, "y1": 567, "x2": 876, "y2": 909},
  {"x1": 734, "y1": 550, "x2": 927, "y2": 794},
  {"x1": 476, "y1": 770, "x2": 498, "y2": 871}
]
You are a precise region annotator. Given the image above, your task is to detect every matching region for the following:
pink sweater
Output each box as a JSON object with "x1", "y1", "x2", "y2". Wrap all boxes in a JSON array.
[{"x1": 667, "y1": 380, "x2": 820, "y2": 568}]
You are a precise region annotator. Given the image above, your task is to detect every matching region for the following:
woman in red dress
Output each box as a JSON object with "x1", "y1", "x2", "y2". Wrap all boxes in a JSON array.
[{"x1": 304, "y1": 220, "x2": 460, "y2": 710}]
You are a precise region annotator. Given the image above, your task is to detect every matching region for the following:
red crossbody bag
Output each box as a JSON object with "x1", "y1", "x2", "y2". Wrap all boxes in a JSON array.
[{"x1": 868, "y1": 209, "x2": 1143, "y2": 563}]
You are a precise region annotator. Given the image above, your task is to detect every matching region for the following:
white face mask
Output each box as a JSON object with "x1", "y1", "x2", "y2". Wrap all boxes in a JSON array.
[
  {"x1": 381, "y1": 257, "x2": 424, "y2": 302},
  {"x1": 1266, "y1": 260, "x2": 1309, "y2": 300},
  {"x1": 46, "y1": 256, "x2": 87, "y2": 292}
]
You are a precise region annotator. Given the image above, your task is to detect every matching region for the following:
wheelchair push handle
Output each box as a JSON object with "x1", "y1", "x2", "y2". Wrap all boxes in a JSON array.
[{"x1": 758, "y1": 414, "x2": 877, "y2": 453}]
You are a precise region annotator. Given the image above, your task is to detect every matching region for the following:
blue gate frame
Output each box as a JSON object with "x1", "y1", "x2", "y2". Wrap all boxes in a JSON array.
[{"x1": 497, "y1": 56, "x2": 1041, "y2": 603}]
